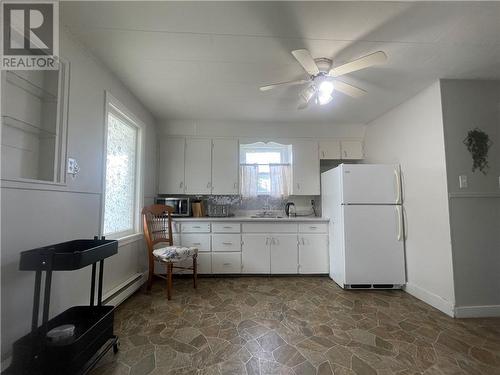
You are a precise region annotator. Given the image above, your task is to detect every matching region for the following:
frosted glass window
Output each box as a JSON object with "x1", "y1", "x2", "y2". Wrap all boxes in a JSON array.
[{"x1": 103, "y1": 111, "x2": 138, "y2": 236}]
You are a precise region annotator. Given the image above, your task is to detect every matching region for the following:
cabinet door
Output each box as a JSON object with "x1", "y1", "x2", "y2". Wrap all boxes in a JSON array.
[
  {"x1": 185, "y1": 138, "x2": 212, "y2": 194},
  {"x1": 292, "y1": 140, "x2": 320, "y2": 195},
  {"x1": 319, "y1": 140, "x2": 341, "y2": 160},
  {"x1": 197, "y1": 253, "x2": 212, "y2": 274},
  {"x1": 340, "y1": 140, "x2": 364, "y2": 160},
  {"x1": 159, "y1": 137, "x2": 185, "y2": 194},
  {"x1": 270, "y1": 234, "x2": 298, "y2": 274},
  {"x1": 299, "y1": 234, "x2": 329, "y2": 274},
  {"x1": 241, "y1": 234, "x2": 270, "y2": 274},
  {"x1": 212, "y1": 139, "x2": 239, "y2": 194}
]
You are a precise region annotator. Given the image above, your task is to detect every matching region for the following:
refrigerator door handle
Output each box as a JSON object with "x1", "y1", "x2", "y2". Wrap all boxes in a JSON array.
[
  {"x1": 396, "y1": 206, "x2": 403, "y2": 241},
  {"x1": 394, "y1": 167, "x2": 402, "y2": 204},
  {"x1": 403, "y1": 206, "x2": 408, "y2": 240}
]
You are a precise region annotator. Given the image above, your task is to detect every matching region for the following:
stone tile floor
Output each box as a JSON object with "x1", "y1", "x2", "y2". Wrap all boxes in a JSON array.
[{"x1": 91, "y1": 277, "x2": 500, "y2": 375}]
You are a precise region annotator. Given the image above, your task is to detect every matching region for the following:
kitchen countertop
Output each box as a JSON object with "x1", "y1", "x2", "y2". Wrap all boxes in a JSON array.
[{"x1": 172, "y1": 216, "x2": 329, "y2": 222}]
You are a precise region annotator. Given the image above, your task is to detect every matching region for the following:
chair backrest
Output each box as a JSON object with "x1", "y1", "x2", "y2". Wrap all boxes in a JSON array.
[{"x1": 142, "y1": 205, "x2": 174, "y2": 254}]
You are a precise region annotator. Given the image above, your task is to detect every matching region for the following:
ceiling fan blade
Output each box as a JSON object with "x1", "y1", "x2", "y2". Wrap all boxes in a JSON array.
[
  {"x1": 334, "y1": 80, "x2": 367, "y2": 98},
  {"x1": 259, "y1": 79, "x2": 308, "y2": 92},
  {"x1": 329, "y1": 51, "x2": 387, "y2": 77},
  {"x1": 291, "y1": 49, "x2": 320, "y2": 76}
]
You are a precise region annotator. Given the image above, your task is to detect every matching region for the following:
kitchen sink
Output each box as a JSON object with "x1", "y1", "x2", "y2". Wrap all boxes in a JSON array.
[{"x1": 250, "y1": 213, "x2": 284, "y2": 219}]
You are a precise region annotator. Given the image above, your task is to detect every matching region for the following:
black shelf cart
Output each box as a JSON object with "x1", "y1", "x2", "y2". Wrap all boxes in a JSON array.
[{"x1": 6, "y1": 237, "x2": 120, "y2": 375}]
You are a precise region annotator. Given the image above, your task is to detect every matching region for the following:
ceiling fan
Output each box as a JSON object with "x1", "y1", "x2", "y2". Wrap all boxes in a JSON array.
[{"x1": 259, "y1": 49, "x2": 387, "y2": 109}]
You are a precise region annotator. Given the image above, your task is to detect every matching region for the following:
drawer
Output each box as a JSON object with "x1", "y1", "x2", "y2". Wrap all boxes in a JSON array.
[
  {"x1": 197, "y1": 253, "x2": 212, "y2": 274},
  {"x1": 242, "y1": 223, "x2": 297, "y2": 233},
  {"x1": 181, "y1": 222, "x2": 211, "y2": 233},
  {"x1": 212, "y1": 222, "x2": 241, "y2": 233},
  {"x1": 212, "y1": 253, "x2": 241, "y2": 273},
  {"x1": 212, "y1": 234, "x2": 241, "y2": 252},
  {"x1": 181, "y1": 234, "x2": 211, "y2": 252},
  {"x1": 298, "y1": 223, "x2": 328, "y2": 233}
]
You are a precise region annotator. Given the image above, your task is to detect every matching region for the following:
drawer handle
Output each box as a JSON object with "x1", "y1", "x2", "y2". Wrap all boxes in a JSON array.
[
  {"x1": 192, "y1": 242, "x2": 201, "y2": 245},
  {"x1": 192, "y1": 226, "x2": 201, "y2": 229},
  {"x1": 310, "y1": 226, "x2": 317, "y2": 229},
  {"x1": 223, "y1": 262, "x2": 232, "y2": 266},
  {"x1": 222, "y1": 242, "x2": 233, "y2": 245},
  {"x1": 223, "y1": 226, "x2": 232, "y2": 229}
]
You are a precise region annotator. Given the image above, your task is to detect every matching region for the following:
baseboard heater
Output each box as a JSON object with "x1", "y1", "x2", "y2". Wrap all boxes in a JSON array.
[
  {"x1": 103, "y1": 273, "x2": 146, "y2": 306},
  {"x1": 345, "y1": 284, "x2": 402, "y2": 289}
]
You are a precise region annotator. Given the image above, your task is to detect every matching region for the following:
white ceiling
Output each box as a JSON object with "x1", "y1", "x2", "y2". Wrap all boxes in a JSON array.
[{"x1": 61, "y1": 1, "x2": 500, "y2": 124}]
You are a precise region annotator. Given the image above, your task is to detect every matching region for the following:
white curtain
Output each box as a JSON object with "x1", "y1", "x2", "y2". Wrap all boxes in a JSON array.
[
  {"x1": 240, "y1": 164, "x2": 259, "y2": 198},
  {"x1": 269, "y1": 164, "x2": 291, "y2": 198}
]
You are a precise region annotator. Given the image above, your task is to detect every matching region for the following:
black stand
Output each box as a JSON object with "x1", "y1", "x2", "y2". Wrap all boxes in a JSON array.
[{"x1": 6, "y1": 237, "x2": 120, "y2": 375}]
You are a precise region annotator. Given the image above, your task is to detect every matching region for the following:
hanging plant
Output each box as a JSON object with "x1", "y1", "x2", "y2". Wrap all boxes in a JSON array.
[{"x1": 463, "y1": 128, "x2": 492, "y2": 174}]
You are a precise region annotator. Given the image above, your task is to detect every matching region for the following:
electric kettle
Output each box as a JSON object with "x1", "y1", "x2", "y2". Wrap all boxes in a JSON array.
[{"x1": 285, "y1": 202, "x2": 296, "y2": 217}]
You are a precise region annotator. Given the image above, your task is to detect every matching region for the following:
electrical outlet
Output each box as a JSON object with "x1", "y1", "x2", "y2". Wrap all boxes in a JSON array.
[
  {"x1": 459, "y1": 175, "x2": 468, "y2": 189},
  {"x1": 67, "y1": 158, "x2": 80, "y2": 176}
]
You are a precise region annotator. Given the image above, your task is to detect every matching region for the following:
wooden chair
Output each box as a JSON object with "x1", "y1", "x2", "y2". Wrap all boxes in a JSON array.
[{"x1": 142, "y1": 204, "x2": 198, "y2": 299}]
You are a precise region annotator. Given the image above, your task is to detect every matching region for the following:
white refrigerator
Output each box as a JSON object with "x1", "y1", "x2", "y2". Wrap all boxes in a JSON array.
[{"x1": 321, "y1": 164, "x2": 406, "y2": 288}]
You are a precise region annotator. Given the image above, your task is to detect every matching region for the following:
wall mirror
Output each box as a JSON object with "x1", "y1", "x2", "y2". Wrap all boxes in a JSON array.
[{"x1": 1, "y1": 61, "x2": 69, "y2": 184}]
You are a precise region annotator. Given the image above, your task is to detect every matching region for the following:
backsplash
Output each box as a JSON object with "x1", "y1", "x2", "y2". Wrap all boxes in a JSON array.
[{"x1": 158, "y1": 195, "x2": 322, "y2": 216}]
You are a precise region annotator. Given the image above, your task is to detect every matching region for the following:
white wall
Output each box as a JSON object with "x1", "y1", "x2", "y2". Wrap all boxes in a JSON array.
[
  {"x1": 440, "y1": 80, "x2": 500, "y2": 316},
  {"x1": 364, "y1": 82, "x2": 456, "y2": 316},
  {"x1": 0, "y1": 29, "x2": 157, "y2": 359},
  {"x1": 159, "y1": 120, "x2": 366, "y2": 139}
]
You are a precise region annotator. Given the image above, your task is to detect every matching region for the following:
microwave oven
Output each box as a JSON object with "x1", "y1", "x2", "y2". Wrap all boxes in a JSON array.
[{"x1": 155, "y1": 197, "x2": 191, "y2": 217}]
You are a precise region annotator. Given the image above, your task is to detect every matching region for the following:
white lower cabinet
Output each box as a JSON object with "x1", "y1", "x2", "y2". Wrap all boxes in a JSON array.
[
  {"x1": 242, "y1": 234, "x2": 298, "y2": 274},
  {"x1": 181, "y1": 234, "x2": 211, "y2": 252},
  {"x1": 175, "y1": 220, "x2": 328, "y2": 275},
  {"x1": 270, "y1": 235, "x2": 298, "y2": 274},
  {"x1": 212, "y1": 234, "x2": 241, "y2": 252},
  {"x1": 242, "y1": 234, "x2": 270, "y2": 273},
  {"x1": 197, "y1": 253, "x2": 212, "y2": 274},
  {"x1": 299, "y1": 234, "x2": 329, "y2": 274},
  {"x1": 212, "y1": 253, "x2": 241, "y2": 273}
]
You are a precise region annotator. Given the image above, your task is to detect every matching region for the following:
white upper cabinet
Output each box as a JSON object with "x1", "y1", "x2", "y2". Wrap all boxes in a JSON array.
[
  {"x1": 319, "y1": 140, "x2": 341, "y2": 160},
  {"x1": 292, "y1": 140, "x2": 320, "y2": 195},
  {"x1": 319, "y1": 140, "x2": 364, "y2": 160},
  {"x1": 159, "y1": 137, "x2": 185, "y2": 194},
  {"x1": 340, "y1": 140, "x2": 364, "y2": 160},
  {"x1": 212, "y1": 139, "x2": 239, "y2": 195},
  {"x1": 185, "y1": 138, "x2": 212, "y2": 194}
]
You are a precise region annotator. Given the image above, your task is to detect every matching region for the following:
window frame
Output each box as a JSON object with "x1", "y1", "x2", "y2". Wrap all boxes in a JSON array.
[
  {"x1": 240, "y1": 142, "x2": 292, "y2": 196},
  {"x1": 101, "y1": 92, "x2": 144, "y2": 241}
]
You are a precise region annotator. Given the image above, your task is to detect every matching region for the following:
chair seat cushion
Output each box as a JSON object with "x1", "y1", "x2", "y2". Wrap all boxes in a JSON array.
[{"x1": 153, "y1": 246, "x2": 198, "y2": 262}]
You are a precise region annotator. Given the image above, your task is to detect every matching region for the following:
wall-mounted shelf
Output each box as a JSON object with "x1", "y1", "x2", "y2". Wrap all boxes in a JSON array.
[
  {"x1": 6, "y1": 71, "x2": 58, "y2": 102},
  {"x1": 2, "y1": 115, "x2": 56, "y2": 137}
]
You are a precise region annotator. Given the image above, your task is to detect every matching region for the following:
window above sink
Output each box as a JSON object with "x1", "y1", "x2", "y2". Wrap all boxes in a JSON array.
[{"x1": 240, "y1": 141, "x2": 292, "y2": 197}]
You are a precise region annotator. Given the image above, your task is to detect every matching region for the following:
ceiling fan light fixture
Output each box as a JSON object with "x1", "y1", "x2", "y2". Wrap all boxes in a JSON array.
[
  {"x1": 318, "y1": 80, "x2": 334, "y2": 96},
  {"x1": 300, "y1": 86, "x2": 315, "y2": 103},
  {"x1": 317, "y1": 80, "x2": 334, "y2": 105},
  {"x1": 317, "y1": 92, "x2": 333, "y2": 105}
]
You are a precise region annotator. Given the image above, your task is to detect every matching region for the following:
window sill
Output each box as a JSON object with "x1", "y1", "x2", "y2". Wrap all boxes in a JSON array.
[{"x1": 114, "y1": 233, "x2": 144, "y2": 247}]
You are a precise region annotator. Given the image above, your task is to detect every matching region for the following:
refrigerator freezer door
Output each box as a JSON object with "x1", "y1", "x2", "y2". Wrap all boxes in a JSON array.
[
  {"x1": 341, "y1": 164, "x2": 401, "y2": 204},
  {"x1": 343, "y1": 205, "x2": 405, "y2": 285}
]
